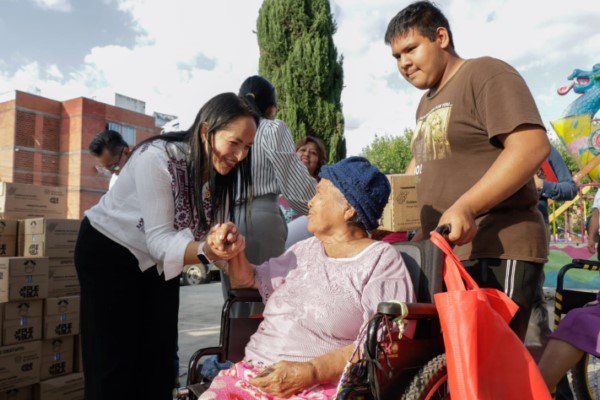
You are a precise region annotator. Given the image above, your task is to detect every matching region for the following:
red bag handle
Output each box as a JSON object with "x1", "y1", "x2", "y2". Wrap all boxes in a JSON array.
[{"x1": 430, "y1": 231, "x2": 479, "y2": 291}]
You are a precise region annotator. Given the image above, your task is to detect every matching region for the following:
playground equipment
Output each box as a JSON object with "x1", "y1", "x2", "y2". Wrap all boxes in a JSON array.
[
  {"x1": 552, "y1": 63, "x2": 600, "y2": 181},
  {"x1": 548, "y1": 63, "x2": 600, "y2": 240}
]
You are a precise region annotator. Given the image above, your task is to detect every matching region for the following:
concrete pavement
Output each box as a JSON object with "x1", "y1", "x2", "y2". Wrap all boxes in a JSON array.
[{"x1": 177, "y1": 281, "x2": 225, "y2": 386}]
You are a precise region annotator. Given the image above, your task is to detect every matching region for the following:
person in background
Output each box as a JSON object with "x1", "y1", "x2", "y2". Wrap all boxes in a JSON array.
[
  {"x1": 281, "y1": 136, "x2": 328, "y2": 249},
  {"x1": 200, "y1": 157, "x2": 414, "y2": 399},
  {"x1": 74, "y1": 93, "x2": 259, "y2": 400},
  {"x1": 297, "y1": 135, "x2": 328, "y2": 177},
  {"x1": 538, "y1": 292, "x2": 600, "y2": 394},
  {"x1": 385, "y1": 1, "x2": 550, "y2": 340},
  {"x1": 529, "y1": 144, "x2": 578, "y2": 399},
  {"x1": 219, "y1": 76, "x2": 317, "y2": 306},
  {"x1": 587, "y1": 189, "x2": 600, "y2": 259},
  {"x1": 88, "y1": 129, "x2": 130, "y2": 189},
  {"x1": 535, "y1": 145, "x2": 578, "y2": 225},
  {"x1": 280, "y1": 136, "x2": 328, "y2": 223}
]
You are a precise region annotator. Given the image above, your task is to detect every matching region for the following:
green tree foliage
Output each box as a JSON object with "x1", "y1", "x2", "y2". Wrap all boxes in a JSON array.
[
  {"x1": 360, "y1": 130, "x2": 414, "y2": 174},
  {"x1": 257, "y1": 0, "x2": 345, "y2": 162}
]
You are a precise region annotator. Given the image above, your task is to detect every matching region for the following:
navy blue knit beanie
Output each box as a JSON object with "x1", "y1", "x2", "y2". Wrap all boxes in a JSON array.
[{"x1": 319, "y1": 156, "x2": 390, "y2": 231}]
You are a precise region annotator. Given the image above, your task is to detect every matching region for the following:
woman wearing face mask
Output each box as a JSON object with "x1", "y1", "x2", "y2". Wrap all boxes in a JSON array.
[{"x1": 74, "y1": 92, "x2": 259, "y2": 400}]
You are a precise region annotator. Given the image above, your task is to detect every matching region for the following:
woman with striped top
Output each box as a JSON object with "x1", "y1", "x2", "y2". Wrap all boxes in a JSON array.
[
  {"x1": 220, "y1": 76, "x2": 317, "y2": 303},
  {"x1": 235, "y1": 76, "x2": 316, "y2": 263}
]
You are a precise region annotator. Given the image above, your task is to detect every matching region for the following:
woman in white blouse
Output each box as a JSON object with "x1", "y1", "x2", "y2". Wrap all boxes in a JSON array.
[{"x1": 74, "y1": 92, "x2": 259, "y2": 400}]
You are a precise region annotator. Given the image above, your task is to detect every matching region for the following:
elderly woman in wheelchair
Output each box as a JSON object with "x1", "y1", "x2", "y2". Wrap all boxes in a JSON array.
[{"x1": 199, "y1": 157, "x2": 415, "y2": 399}]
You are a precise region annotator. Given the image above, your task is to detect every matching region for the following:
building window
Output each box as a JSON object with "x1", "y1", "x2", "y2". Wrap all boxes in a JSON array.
[{"x1": 107, "y1": 122, "x2": 136, "y2": 145}]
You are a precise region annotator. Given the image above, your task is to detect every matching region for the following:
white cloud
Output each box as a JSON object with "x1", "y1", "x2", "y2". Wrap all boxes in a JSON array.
[
  {"x1": 3, "y1": 0, "x2": 600, "y2": 156},
  {"x1": 31, "y1": 0, "x2": 72, "y2": 12}
]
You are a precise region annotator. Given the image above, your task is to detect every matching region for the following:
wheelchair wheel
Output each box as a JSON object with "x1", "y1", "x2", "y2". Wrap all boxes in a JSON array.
[
  {"x1": 402, "y1": 354, "x2": 449, "y2": 400},
  {"x1": 571, "y1": 352, "x2": 600, "y2": 400}
]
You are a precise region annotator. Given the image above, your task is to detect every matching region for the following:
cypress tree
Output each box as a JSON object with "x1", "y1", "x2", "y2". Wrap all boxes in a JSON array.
[{"x1": 257, "y1": 0, "x2": 346, "y2": 162}]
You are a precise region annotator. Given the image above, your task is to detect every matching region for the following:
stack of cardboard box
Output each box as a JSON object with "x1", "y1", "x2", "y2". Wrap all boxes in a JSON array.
[
  {"x1": 0, "y1": 182, "x2": 84, "y2": 400},
  {"x1": 378, "y1": 174, "x2": 421, "y2": 232}
]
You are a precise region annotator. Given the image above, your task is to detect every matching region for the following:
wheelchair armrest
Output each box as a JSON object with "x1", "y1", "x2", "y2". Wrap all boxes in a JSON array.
[
  {"x1": 557, "y1": 260, "x2": 600, "y2": 293},
  {"x1": 186, "y1": 346, "x2": 226, "y2": 386},
  {"x1": 377, "y1": 301, "x2": 438, "y2": 319},
  {"x1": 227, "y1": 288, "x2": 262, "y2": 302}
]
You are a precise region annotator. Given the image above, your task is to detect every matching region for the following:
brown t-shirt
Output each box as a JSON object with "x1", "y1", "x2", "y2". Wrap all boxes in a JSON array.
[{"x1": 412, "y1": 57, "x2": 548, "y2": 263}]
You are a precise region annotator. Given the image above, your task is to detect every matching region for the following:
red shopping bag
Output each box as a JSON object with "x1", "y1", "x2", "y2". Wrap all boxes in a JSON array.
[{"x1": 430, "y1": 231, "x2": 551, "y2": 400}]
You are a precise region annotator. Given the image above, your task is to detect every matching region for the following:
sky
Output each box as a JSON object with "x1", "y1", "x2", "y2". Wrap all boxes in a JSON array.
[{"x1": 1, "y1": 0, "x2": 599, "y2": 156}]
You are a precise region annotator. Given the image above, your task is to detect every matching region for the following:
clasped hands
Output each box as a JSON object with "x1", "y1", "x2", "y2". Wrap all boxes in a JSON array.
[{"x1": 204, "y1": 222, "x2": 246, "y2": 261}]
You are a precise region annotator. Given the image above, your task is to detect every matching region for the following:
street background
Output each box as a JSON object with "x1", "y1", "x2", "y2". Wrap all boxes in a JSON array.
[{"x1": 177, "y1": 282, "x2": 223, "y2": 385}]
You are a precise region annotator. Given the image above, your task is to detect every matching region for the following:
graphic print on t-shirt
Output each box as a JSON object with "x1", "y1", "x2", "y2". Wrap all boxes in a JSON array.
[{"x1": 412, "y1": 103, "x2": 452, "y2": 175}]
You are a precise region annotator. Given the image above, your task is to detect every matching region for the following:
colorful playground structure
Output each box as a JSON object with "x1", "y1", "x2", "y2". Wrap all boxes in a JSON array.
[{"x1": 547, "y1": 63, "x2": 600, "y2": 291}]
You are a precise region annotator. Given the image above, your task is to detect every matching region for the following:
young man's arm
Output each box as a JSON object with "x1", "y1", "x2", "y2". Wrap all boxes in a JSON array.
[{"x1": 439, "y1": 124, "x2": 550, "y2": 245}]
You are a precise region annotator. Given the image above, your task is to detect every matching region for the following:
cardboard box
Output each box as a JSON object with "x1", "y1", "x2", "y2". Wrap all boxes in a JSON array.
[
  {"x1": 47, "y1": 263, "x2": 78, "y2": 299},
  {"x1": 33, "y1": 372, "x2": 83, "y2": 400},
  {"x1": 0, "y1": 222, "x2": 18, "y2": 258},
  {"x1": 0, "y1": 341, "x2": 41, "y2": 391},
  {"x1": 0, "y1": 385, "x2": 33, "y2": 400},
  {"x1": 1, "y1": 301, "x2": 43, "y2": 346},
  {"x1": 46, "y1": 259, "x2": 74, "y2": 270},
  {"x1": 0, "y1": 258, "x2": 49, "y2": 303},
  {"x1": 379, "y1": 174, "x2": 421, "y2": 232},
  {"x1": 42, "y1": 297, "x2": 79, "y2": 340},
  {"x1": 40, "y1": 336, "x2": 73, "y2": 381},
  {"x1": 22, "y1": 219, "x2": 80, "y2": 259},
  {"x1": 0, "y1": 183, "x2": 66, "y2": 220},
  {"x1": 16, "y1": 222, "x2": 24, "y2": 258}
]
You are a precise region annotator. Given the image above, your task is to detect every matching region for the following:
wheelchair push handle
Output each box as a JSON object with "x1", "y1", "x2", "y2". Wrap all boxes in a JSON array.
[
  {"x1": 434, "y1": 224, "x2": 455, "y2": 247},
  {"x1": 434, "y1": 224, "x2": 451, "y2": 237}
]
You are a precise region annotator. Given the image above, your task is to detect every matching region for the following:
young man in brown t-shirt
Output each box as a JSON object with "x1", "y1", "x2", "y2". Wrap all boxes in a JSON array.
[{"x1": 385, "y1": 1, "x2": 550, "y2": 340}]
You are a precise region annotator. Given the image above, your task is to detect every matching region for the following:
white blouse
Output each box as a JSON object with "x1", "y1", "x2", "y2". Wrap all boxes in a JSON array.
[{"x1": 85, "y1": 140, "x2": 211, "y2": 281}]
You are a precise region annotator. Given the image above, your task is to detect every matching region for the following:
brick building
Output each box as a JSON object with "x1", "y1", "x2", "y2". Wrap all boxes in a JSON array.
[{"x1": 0, "y1": 90, "x2": 162, "y2": 218}]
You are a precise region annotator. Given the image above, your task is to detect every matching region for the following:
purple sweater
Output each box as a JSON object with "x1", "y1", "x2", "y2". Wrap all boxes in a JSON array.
[{"x1": 244, "y1": 237, "x2": 415, "y2": 368}]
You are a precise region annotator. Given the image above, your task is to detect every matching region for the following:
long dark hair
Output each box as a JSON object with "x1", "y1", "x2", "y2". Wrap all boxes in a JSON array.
[
  {"x1": 132, "y1": 92, "x2": 259, "y2": 230},
  {"x1": 238, "y1": 75, "x2": 276, "y2": 118}
]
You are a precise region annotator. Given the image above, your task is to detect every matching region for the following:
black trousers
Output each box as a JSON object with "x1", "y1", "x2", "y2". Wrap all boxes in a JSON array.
[
  {"x1": 74, "y1": 217, "x2": 179, "y2": 400},
  {"x1": 462, "y1": 258, "x2": 543, "y2": 341}
]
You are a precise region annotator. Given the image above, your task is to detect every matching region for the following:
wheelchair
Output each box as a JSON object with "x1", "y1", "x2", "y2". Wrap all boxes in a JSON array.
[
  {"x1": 552, "y1": 258, "x2": 600, "y2": 400},
  {"x1": 174, "y1": 237, "x2": 449, "y2": 400}
]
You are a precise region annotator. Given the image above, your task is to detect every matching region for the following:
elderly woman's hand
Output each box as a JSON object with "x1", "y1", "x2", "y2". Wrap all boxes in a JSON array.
[
  {"x1": 205, "y1": 222, "x2": 245, "y2": 261},
  {"x1": 249, "y1": 361, "x2": 318, "y2": 398}
]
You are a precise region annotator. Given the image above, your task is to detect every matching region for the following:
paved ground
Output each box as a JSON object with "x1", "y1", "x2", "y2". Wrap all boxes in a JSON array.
[{"x1": 177, "y1": 281, "x2": 224, "y2": 387}]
